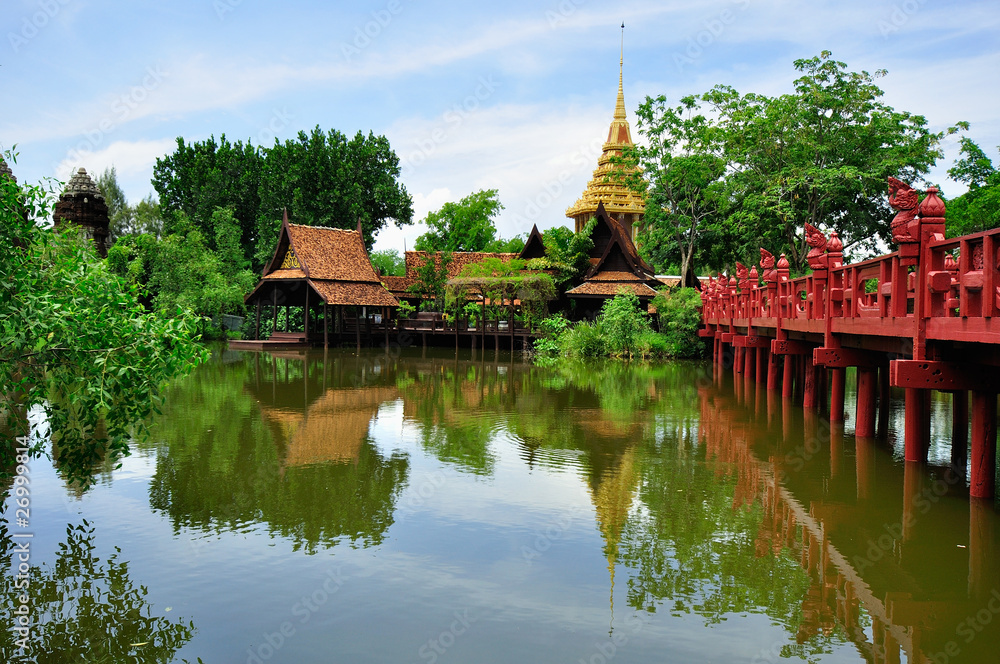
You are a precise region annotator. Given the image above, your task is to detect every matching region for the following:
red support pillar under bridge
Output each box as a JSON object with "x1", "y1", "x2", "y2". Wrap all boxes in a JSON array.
[{"x1": 698, "y1": 180, "x2": 999, "y2": 499}]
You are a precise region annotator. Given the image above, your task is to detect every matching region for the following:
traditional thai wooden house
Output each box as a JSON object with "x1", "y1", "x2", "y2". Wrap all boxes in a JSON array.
[
  {"x1": 241, "y1": 214, "x2": 398, "y2": 348},
  {"x1": 565, "y1": 201, "x2": 663, "y2": 311}
]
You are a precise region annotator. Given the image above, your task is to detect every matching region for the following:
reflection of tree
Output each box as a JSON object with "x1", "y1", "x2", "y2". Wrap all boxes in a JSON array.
[
  {"x1": 0, "y1": 518, "x2": 196, "y2": 663},
  {"x1": 145, "y1": 352, "x2": 408, "y2": 554}
]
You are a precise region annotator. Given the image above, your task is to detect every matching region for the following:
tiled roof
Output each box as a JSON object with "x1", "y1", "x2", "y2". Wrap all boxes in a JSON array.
[
  {"x1": 588, "y1": 270, "x2": 643, "y2": 282},
  {"x1": 380, "y1": 275, "x2": 413, "y2": 294},
  {"x1": 286, "y1": 223, "x2": 382, "y2": 282},
  {"x1": 382, "y1": 252, "x2": 520, "y2": 295},
  {"x1": 264, "y1": 268, "x2": 307, "y2": 280},
  {"x1": 309, "y1": 280, "x2": 398, "y2": 307},
  {"x1": 565, "y1": 281, "x2": 660, "y2": 298}
]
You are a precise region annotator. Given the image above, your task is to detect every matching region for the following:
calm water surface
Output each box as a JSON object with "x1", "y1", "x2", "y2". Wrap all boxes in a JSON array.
[{"x1": 3, "y1": 348, "x2": 1000, "y2": 663}]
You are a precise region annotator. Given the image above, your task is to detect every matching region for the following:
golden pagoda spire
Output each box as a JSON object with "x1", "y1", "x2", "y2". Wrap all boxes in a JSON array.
[
  {"x1": 566, "y1": 22, "x2": 645, "y2": 235},
  {"x1": 615, "y1": 22, "x2": 626, "y2": 122}
]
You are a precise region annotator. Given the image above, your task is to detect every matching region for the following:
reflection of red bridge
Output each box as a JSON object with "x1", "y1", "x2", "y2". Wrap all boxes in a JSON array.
[
  {"x1": 699, "y1": 383, "x2": 1000, "y2": 664},
  {"x1": 700, "y1": 185, "x2": 999, "y2": 499}
]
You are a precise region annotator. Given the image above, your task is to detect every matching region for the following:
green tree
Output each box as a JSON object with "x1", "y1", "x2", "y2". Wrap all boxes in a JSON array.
[
  {"x1": 256, "y1": 126, "x2": 413, "y2": 261},
  {"x1": 627, "y1": 95, "x2": 726, "y2": 284},
  {"x1": 701, "y1": 51, "x2": 961, "y2": 272},
  {"x1": 407, "y1": 252, "x2": 452, "y2": 312},
  {"x1": 370, "y1": 249, "x2": 406, "y2": 276},
  {"x1": 413, "y1": 189, "x2": 503, "y2": 252},
  {"x1": 153, "y1": 134, "x2": 263, "y2": 261},
  {"x1": 107, "y1": 212, "x2": 255, "y2": 335},
  {"x1": 1, "y1": 151, "x2": 205, "y2": 485},
  {"x1": 95, "y1": 167, "x2": 163, "y2": 241},
  {"x1": 945, "y1": 139, "x2": 1000, "y2": 237},
  {"x1": 537, "y1": 221, "x2": 594, "y2": 285}
]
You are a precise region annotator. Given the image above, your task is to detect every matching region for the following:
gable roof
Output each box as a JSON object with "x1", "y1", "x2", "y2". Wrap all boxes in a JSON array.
[
  {"x1": 250, "y1": 214, "x2": 398, "y2": 307},
  {"x1": 381, "y1": 251, "x2": 520, "y2": 296},
  {"x1": 518, "y1": 224, "x2": 546, "y2": 260},
  {"x1": 567, "y1": 203, "x2": 662, "y2": 300}
]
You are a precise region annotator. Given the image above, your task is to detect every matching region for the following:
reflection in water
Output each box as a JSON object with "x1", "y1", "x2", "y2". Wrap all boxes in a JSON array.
[
  {"x1": 147, "y1": 351, "x2": 409, "y2": 553},
  {"x1": 11, "y1": 348, "x2": 997, "y2": 661},
  {"x1": 0, "y1": 518, "x2": 195, "y2": 662}
]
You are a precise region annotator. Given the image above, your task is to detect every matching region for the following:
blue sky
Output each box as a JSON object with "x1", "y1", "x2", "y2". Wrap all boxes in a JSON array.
[{"x1": 2, "y1": 0, "x2": 998, "y2": 252}]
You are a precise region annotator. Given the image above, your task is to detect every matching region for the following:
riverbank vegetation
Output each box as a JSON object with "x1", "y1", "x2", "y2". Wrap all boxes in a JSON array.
[
  {"x1": 0, "y1": 151, "x2": 206, "y2": 485},
  {"x1": 533, "y1": 289, "x2": 704, "y2": 362}
]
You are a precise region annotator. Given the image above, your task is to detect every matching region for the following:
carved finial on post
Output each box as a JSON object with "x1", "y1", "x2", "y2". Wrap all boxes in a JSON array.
[
  {"x1": 888, "y1": 176, "x2": 920, "y2": 243},
  {"x1": 736, "y1": 262, "x2": 749, "y2": 291},
  {"x1": 804, "y1": 223, "x2": 829, "y2": 270},
  {"x1": 760, "y1": 248, "x2": 776, "y2": 283},
  {"x1": 918, "y1": 186, "x2": 946, "y2": 241},
  {"x1": 826, "y1": 231, "x2": 844, "y2": 269}
]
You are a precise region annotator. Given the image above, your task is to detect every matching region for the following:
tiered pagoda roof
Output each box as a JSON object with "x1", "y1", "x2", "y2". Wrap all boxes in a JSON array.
[{"x1": 565, "y1": 55, "x2": 645, "y2": 227}]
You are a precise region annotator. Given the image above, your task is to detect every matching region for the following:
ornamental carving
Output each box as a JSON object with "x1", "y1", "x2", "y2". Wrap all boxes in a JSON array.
[
  {"x1": 804, "y1": 223, "x2": 828, "y2": 270},
  {"x1": 888, "y1": 176, "x2": 919, "y2": 244},
  {"x1": 281, "y1": 249, "x2": 301, "y2": 269}
]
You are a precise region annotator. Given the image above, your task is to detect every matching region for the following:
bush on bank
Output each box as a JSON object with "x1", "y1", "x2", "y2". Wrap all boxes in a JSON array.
[{"x1": 533, "y1": 288, "x2": 705, "y2": 362}]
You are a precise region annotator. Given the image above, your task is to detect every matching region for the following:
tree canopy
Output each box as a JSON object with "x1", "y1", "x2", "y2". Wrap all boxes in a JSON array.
[
  {"x1": 628, "y1": 51, "x2": 963, "y2": 276},
  {"x1": 152, "y1": 126, "x2": 413, "y2": 270},
  {"x1": 414, "y1": 189, "x2": 506, "y2": 252},
  {"x1": 945, "y1": 138, "x2": 1000, "y2": 237}
]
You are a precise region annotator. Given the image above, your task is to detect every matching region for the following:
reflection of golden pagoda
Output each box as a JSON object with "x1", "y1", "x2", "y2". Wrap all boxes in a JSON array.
[
  {"x1": 588, "y1": 444, "x2": 640, "y2": 632},
  {"x1": 566, "y1": 35, "x2": 645, "y2": 240},
  {"x1": 259, "y1": 386, "x2": 399, "y2": 467}
]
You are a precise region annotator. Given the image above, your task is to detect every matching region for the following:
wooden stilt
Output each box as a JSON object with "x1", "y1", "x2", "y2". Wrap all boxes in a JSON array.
[
  {"x1": 855, "y1": 368, "x2": 877, "y2": 438},
  {"x1": 355, "y1": 307, "x2": 361, "y2": 352},
  {"x1": 304, "y1": 288, "x2": 310, "y2": 340},
  {"x1": 767, "y1": 350, "x2": 780, "y2": 391},
  {"x1": 756, "y1": 346, "x2": 767, "y2": 385},
  {"x1": 323, "y1": 304, "x2": 329, "y2": 348},
  {"x1": 803, "y1": 359, "x2": 818, "y2": 409},
  {"x1": 970, "y1": 391, "x2": 997, "y2": 499},
  {"x1": 855, "y1": 436, "x2": 874, "y2": 500},
  {"x1": 904, "y1": 388, "x2": 927, "y2": 462},
  {"x1": 829, "y1": 368, "x2": 845, "y2": 422},
  {"x1": 254, "y1": 299, "x2": 262, "y2": 340},
  {"x1": 272, "y1": 288, "x2": 278, "y2": 336},
  {"x1": 969, "y1": 497, "x2": 996, "y2": 597},
  {"x1": 384, "y1": 307, "x2": 389, "y2": 350},
  {"x1": 902, "y1": 460, "x2": 922, "y2": 541},
  {"x1": 782, "y1": 353, "x2": 794, "y2": 399},
  {"x1": 744, "y1": 346, "x2": 754, "y2": 378}
]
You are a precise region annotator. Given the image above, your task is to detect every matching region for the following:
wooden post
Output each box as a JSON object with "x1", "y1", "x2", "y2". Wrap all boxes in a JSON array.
[
  {"x1": 782, "y1": 352, "x2": 794, "y2": 399},
  {"x1": 803, "y1": 359, "x2": 818, "y2": 409},
  {"x1": 744, "y1": 346, "x2": 754, "y2": 379},
  {"x1": 323, "y1": 303, "x2": 329, "y2": 348},
  {"x1": 952, "y1": 390, "x2": 968, "y2": 476},
  {"x1": 767, "y1": 351, "x2": 780, "y2": 391},
  {"x1": 969, "y1": 497, "x2": 996, "y2": 597},
  {"x1": 254, "y1": 299, "x2": 262, "y2": 340},
  {"x1": 304, "y1": 288, "x2": 310, "y2": 340},
  {"x1": 855, "y1": 368, "x2": 877, "y2": 438},
  {"x1": 904, "y1": 388, "x2": 929, "y2": 462},
  {"x1": 829, "y1": 368, "x2": 845, "y2": 422},
  {"x1": 384, "y1": 306, "x2": 389, "y2": 350},
  {"x1": 878, "y1": 363, "x2": 891, "y2": 438},
  {"x1": 855, "y1": 436, "x2": 874, "y2": 500},
  {"x1": 355, "y1": 306, "x2": 361, "y2": 352},
  {"x1": 970, "y1": 391, "x2": 997, "y2": 499},
  {"x1": 272, "y1": 288, "x2": 278, "y2": 336},
  {"x1": 756, "y1": 346, "x2": 767, "y2": 385}
]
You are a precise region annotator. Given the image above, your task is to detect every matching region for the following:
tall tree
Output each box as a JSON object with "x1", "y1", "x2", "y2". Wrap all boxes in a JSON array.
[
  {"x1": 701, "y1": 51, "x2": 961, "y2": 272},
  {"x1": 945, "y1": 139, "x2": 1000, "y2": 237},
  {"x1": 255, "y1": 126, "x2": 413, "y2": 262},
  {"x1": 413, "y1": 189, "x2": 503, "y2": 252},
  {"x1": 95, "y1": 167, "x2": 162, "y2": 240},
  {"x1": 627, "y1": 95, "x2": 726, "y2": 285},
  {"x1": 152, "y1": 135, "x2": 263, "y2": 261}
]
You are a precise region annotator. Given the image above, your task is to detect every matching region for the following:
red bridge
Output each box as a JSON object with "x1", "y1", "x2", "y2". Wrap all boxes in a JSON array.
[{"x1": 699, "y1": 182, "x2": 1000, "y2": 500}]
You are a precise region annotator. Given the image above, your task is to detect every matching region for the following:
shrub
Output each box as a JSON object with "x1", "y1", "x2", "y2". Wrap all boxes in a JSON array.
[
  {"x1": 599, "y1": 290, "x2": 651, "y2": 357},
  {"x1": 652, "y1": 287, "x2": 704, "y2": 358},
  {"x1": 559, "y1": 320, "x2": 606, "y2": 358}
]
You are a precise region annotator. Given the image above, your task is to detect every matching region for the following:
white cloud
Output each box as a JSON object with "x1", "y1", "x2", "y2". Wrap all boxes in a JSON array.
[{"x1": 54, "y1": 138, "x2": 176, "y2": 199}]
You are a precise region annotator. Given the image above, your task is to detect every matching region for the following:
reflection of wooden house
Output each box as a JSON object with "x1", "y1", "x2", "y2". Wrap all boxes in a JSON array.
[
  {"x1": 566, "y1": 202, "x2": 663, "y2": 307},
  {"x1": 241, "y1": 214, "x2": 398, "y2": 348},
  {"x1": 259, "y1": 386, "x2": 400, "y2": 468}
]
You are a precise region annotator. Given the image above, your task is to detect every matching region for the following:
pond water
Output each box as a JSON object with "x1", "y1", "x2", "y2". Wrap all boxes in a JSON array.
[{"x1": 3, "y1": 348, "x2": 1000, "y2": 663}]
